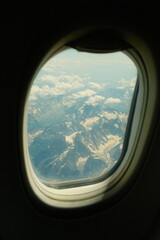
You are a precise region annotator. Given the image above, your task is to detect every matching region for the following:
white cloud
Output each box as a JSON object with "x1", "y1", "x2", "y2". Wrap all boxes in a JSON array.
[
  {"x1": 29, "y1": 84, "x2": 65, "y2": 99},
  {"x1": 29, "y1": 74, "x2": 87, "y2": 99},
  {"x1": 40, "y1": 74, "x2": 89, "y2": 85},
  {"x1": 29, "y1": 95, "x2": 38, "y2": 101},
  {"x1": 42, "y1": 64, "x2": 55, "y2": 73},
  {"x1": 30, "y1": 85, "x2": 40, "y2": 95},
  {"x1": 36, "y1": 74, "x2": 86, "y2": 95},
  {"x1": 85, "y1": 95, "x2": 105, "y2": 106},
  {"x1": 71, "y1": 89, "x2": 96, "y2": 99},
  {"x1": 116, "y1": 86, "x2": 125, "y2": 90},
  {"x1": 119, "y1": 78, "x2": 128, "y2": 85},
  {"x1": 105, "y1": 97, "x2": 121, "y2": 104},
  {"x1": 62, "y1": 100, "x2": 76, "y2": 107},
  {"x1": 88, "y1": 82, "x2": 104, "y2": 89},
  {"x1": 40, "y1": 75, "x2": 58, "y2": 84},
  {"x1": 56, "y1": 81, "x2": 84, "y2": 91},
  {"x1": 117, "y1": 77, "x2": 137, "y2": 89}
]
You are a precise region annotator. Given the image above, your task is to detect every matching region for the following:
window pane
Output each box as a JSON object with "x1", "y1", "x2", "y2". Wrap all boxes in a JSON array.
[{"x1": 27, "y1": 49, "x2": 137, "y2": 184}]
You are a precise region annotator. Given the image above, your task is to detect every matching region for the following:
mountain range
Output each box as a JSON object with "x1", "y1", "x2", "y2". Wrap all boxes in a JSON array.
[{"x1": 27, "y1": 84, "x2": 134, "y2": 182}]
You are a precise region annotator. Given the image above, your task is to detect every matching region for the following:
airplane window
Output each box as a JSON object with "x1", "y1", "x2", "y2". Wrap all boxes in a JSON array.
[{"x1": 26, "y1": 48, "x2": 137, "y2": 188}]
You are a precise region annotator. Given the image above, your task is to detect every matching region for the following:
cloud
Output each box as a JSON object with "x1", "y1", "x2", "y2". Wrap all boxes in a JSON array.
[
  {"x1": 29, "y1": 74, "x2": 87, "y2": 100},
  {"x1": 40, "y1": 75, "x2": 58, "y2": 84},
  {"x1": 56, "y1": 81, "x2": 84, "y2": 91},
  {"x1": 105, "y1": 97, "x2": 121, "y2": 104},
  {"x1": 37, "y1": 74, "x2": 87, "y2": 95},
  {"x1": 116, "y1": 86, "x2": 125, "y2": 90},
  {"x1": 29, "y1": 85, "x2": 65, "y2": 99},
  {"x1": 40, "y1": 74, "x2": 89, "y2": 85},
  {"x1": 119, "y1": 78, "x2": 128, "y2": 85},
  {"x1": 88, "y1": 82, "x2": 104, "y2": 89},
  {"x1": 71, "y1": 89, "x2": 96, "y2": 99},
  {"x1": 117, "y1": 77, "x2": 137, "y2": 89},
  {"x1": 85, "y1": 95, "x2": 105, "y2": 106},
  {"x1": 42, "y1": 64, "x2": 55, "y2": 73}
]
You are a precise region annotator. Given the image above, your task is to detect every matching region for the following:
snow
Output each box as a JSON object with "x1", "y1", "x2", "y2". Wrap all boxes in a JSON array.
[
  {"x1": 88, "y1": 134, "x2": 121, "y2": 162},
  {"x1": 65, "y1": 132, "x2": 81, "y2": 145},
  {"x1": 76, "y1": 156, "x2": 89, "y2": 167},
  {"x1": 99, "y1": 111, "x2": 128, "y2": 121},
  {"x1": 80, "y1": 116, "x2": 99, "y2": 130},
  {"x1": 76, "y1": 156, "x2": 89, "y2": 173},
  {"x1": 28, "y1": 130, "x2": 43, "y2": 141},
  {"x1": 65, "y1": 122, "x2": 72, "y2": 128},
  {"x1": 99, "y1": 111, "x2": 118, "y2": 120}
]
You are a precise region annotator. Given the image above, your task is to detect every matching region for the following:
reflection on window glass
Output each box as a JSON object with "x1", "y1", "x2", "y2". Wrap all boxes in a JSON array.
[{"x1": 27, "y1": 48, "x2": 137, "y2": 184}]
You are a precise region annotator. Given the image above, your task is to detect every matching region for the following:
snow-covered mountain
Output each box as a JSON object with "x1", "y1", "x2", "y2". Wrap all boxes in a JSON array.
[{"x1": 27, "y1": 87, "x2": 132, "y2": 182}]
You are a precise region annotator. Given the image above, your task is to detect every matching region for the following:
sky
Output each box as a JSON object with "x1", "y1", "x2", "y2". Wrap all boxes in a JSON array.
[{"x1": 28, "y1": 48, "x2": 137, "y2": 105}]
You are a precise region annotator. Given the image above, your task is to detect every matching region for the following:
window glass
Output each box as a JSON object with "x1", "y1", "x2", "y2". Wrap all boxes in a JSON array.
[{"x1": 27, "y1": 48, "x2": 137, "y2": 184}]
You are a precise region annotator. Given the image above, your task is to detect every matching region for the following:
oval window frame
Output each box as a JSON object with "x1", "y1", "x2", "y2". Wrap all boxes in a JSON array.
[{"x1": 20, "y1": 22, "x2": 156, "y2": 213}]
